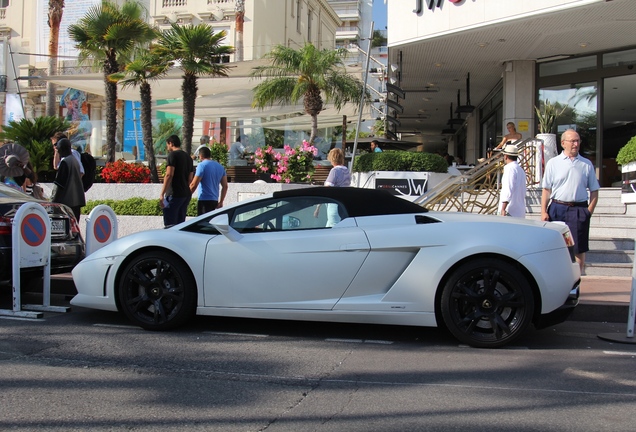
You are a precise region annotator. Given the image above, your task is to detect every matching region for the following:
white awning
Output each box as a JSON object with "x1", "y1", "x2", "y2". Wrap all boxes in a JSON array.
[{"x1": 43, "y1": 59, "x2": 268, "y2": 101}]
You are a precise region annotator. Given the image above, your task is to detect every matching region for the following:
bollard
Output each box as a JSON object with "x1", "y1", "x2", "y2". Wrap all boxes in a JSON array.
[{"x1": 597, "y1": 240, "x2": 636, "y2": 344}]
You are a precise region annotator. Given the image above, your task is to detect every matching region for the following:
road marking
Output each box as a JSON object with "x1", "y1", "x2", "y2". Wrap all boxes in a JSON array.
[
  {"x1": 325, "y1": 338, "x2": 393, "y2": 345},
  {"x1": 564, "y1": 367, "x2": 636, "y2": 386},
  {"x1": 604, "y1": 350, "x2": 636, "y2": 356},
  {"x1": 93, "y1": 323, "x2": 139, "y2": 330},
  {"x1": 203, "y1": 331, "x2": 269, "y2": 338}
]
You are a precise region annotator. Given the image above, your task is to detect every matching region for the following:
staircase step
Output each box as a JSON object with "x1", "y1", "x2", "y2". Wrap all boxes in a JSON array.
[
  {"x1": 585, "y1": 262, "x2": 633, "y2": 277},
  {"x1": 586, "y1": 249, "x2": 634, "y2": 264},
  {"x1": 589, "y1": 238, "x2": 635, "y2": 251}
]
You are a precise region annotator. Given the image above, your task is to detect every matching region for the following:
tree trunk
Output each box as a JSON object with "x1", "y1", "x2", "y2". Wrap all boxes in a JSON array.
[
  {"x1": 310, "y1": 114, "x2": 318, "y2": 144},
  {"x1": 140, "y1": 82, "x2": 159, "y2": 183},
  {"x1": 182, "y1": 73, "x2": 198, "y2": 155},
  {"x1": 46, "y1": 1, "x2": 64, "y2": 117},
  {"x1": 104, "y1": 54, "x2": 119, "y2": 163}
]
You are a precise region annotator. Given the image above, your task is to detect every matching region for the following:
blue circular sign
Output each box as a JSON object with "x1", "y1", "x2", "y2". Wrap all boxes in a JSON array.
[
  {"x1": 93, "y1": 215, "x2": 112, "y2": 243},
  {"x1": 21, "y1": 213, "x2": 47, "y2": 247}
]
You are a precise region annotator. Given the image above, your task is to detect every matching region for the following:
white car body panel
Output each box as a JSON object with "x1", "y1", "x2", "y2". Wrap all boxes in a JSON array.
[{"x1": 71, "y1": 187, "x2": 580, "y2": 346}]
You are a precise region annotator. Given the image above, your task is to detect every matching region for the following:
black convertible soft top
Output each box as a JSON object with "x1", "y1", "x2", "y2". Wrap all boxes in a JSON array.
[{"x1": 273, "y1": 187, "x2": 427, "y2": 217}]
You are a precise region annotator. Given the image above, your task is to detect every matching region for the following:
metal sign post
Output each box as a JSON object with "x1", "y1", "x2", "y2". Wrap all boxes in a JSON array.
[
  {"x1": 598, "y1": 241, "x2": 636, "y2": 344},
  {"x1": 0, "y1": 203, "x2": 68, "y2": 318}
]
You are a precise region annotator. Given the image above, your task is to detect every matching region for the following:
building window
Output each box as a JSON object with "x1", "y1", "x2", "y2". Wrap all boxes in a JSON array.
[
  {"x1": 307, "y1": 9, "x2": 312, "y2": 43},
  {"x1": 0, "y1": 0, "x2": 9, "y2": 8},
  {"x1": 291, "y1": 0, "x2": 294, "y2": 17},
  {"x1": 296, "y1": 0, "x2": 302, "y2": 33}
]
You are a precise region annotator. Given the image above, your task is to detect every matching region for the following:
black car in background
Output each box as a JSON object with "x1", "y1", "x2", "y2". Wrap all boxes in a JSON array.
[{"x1": 0, "y1": 183, "x2": 85, "y2": 286}]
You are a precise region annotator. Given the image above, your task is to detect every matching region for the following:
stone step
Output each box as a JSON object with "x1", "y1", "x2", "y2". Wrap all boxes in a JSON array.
[
  {"x1": 589, "y1": 238, "x2": 635, "y2": 251},
  {"x1": 586, "y1": 249, "x2": 634, "y2": 264},
  {"x1": 585, "y1": 262, "x2": 633, "y2": 277}
]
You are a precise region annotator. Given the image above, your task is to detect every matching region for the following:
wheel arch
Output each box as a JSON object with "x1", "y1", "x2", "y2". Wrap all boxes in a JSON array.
[
  {"x1": 433, "y1": 252, "x2": 542, "y2": 328},
  {"x1": 113, "y1": 246, "x2": 198, "y2": 312}
]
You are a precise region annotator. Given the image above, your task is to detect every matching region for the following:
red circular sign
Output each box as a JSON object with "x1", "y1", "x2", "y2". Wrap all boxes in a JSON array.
[
  {"x1": 21, "y1": 213, "x2": 47, "y2": 247},
  {"x1": 93, "y1": 215, "x2": 112, "y2": 243}
]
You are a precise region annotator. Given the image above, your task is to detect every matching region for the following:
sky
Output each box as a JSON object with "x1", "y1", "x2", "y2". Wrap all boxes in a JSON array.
[{"x1": 372, "y1": 0, "x2": 388, "y2": 31}]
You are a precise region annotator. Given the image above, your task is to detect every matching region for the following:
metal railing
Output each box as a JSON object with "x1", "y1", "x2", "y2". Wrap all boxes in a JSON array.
[{"x1": 415, "y1": 138, "x2": 544, "y2": 214}]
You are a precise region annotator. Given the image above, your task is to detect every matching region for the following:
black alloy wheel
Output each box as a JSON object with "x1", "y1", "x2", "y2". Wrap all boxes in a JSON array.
[
  {"x1": 440, "y1": 258, "x2": 534, "y2": 348},
  {"x1": 118, "y1": 251, "x2": 197, "y2": 330}
]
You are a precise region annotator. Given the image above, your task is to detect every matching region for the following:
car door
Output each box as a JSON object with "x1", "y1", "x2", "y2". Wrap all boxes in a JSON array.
[{"x1": 203, "y1": 196, "x2": 370, "y2": 309}]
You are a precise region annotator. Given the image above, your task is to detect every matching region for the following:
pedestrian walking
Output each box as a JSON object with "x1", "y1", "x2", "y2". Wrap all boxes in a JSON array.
[
  {"x1": 541, "y1": 129, "x2": 600, "y2": 274},
  {"x1": 160, "y1": 135, "x2": 194, "y2": 227},
  {"x1": 189, "y1": 146, "x2": 228, "y2": 215},
  {"x1": 498, "y1": 144, "x2": 526, "y2": 217}
]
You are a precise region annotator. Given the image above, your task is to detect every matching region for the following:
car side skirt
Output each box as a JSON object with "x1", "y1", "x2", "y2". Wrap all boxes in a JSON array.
[{"x1": 195, "y1": 307, "x2": 438, "y2": 327}]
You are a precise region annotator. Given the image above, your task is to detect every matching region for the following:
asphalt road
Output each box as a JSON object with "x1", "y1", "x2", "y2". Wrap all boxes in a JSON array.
[{"x1": 1, "y1": 289, "x2": 636, "y2": 431}]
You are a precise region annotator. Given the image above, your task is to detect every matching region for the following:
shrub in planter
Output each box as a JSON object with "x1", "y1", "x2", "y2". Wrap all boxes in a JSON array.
[
  {"x1": 83, "y1": 197, "x2": 199, "y2": 217},
  {"x1": 616, "y1": 135, "x2": 636, "y2": 167},
  {"x1": 352, "y1": 151, "x2": 448, "y2": 173},
  {"x1": 253, "y1": 141, "x2": 318, "y2": 183},
  {"x1": 209, "y1": 141, "x2": 229, "y2": 168}
]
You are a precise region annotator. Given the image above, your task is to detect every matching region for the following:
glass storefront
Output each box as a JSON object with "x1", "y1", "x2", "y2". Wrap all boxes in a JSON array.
[{"x1": 537, "y1": 48, "x2": 636, "y2": 186}]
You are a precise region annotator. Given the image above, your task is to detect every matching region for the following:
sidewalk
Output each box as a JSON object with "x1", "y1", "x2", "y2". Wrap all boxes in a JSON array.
[
  {"x1": 571, "y1": 276, "x2": 633, "y2": 323},
  {"x1": 580, "y1": 276, "x2": 633, "y2": 304}
]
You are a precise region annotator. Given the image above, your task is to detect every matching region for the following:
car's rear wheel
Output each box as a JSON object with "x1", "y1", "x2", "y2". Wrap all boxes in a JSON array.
[
  {"x1": 118, "y1": 251, "x2": 197, "y2": 330},
  {"x1": 440, "y1": 258, "x2": 534, "y2": 348}
]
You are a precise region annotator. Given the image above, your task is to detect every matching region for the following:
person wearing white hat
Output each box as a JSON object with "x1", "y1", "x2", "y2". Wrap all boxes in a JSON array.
[{"x1": 498, "y1": 144, "x2": 526, "y2": 218}]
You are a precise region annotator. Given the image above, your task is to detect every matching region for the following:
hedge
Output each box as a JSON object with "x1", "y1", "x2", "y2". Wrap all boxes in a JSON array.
[
  {"x1": 352, "y1": 151, "x2": 448, "y2": 173},
  {"x1": 82, "y1": 197, "x2": 199, "y2": 217}
]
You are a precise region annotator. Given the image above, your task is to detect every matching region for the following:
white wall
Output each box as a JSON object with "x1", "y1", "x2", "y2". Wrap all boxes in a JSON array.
[{"x1": 388, "y1": 0, "x2": 604, "y2": 46}]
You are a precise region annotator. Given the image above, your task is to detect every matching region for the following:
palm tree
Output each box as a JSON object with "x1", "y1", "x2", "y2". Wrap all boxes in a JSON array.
[
  {"x1": 110, "y1": 48, "x2": 168, "y2": 183},
  {"x1": 154, "y1": 23, "x2": 234, "y2": 154},
  {"x1": 250, "y1": 43, "x2": 366, "y2": 144},
  {"x1": 68, "y1": 1, "x2": 155, "y2": 163},
  {"x1": 46, "y1": 0, "x2": 64, "y2": 117}
]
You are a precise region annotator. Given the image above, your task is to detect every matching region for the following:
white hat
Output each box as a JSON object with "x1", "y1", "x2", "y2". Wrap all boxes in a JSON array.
[{"x1": 502, "y1": 144, "x2": 519, "y2": 156}]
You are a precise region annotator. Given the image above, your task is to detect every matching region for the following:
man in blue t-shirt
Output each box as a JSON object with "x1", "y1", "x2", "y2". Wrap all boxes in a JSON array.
[{"x1": 189, "y1": 146, "x2": 228, "y2": 215}]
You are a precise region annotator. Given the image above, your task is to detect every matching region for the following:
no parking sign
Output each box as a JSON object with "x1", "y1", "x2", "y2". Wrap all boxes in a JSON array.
[
  {"x1": 86, "y1": 205, "x2": 118, "y2": 255},
  {"x1": 14, "y1": 203, "x2": 50, "y2": 268},
  {"x1": 0, "y1": 202, "x2": 53, "y2": 318}
]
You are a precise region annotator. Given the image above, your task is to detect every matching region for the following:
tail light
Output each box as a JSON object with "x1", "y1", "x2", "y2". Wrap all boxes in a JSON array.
[
  {"x1": 562, "y1": 229, "x2": 575, "y2": 247},
  {"x1": 0, "y1": 216, "x2": 11, "y2": 235},
  {"x1": 70, "y1": 215, "x2": 81, "y2": 236}
]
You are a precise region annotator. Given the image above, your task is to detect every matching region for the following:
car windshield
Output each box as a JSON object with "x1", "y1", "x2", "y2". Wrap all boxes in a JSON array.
[{"x1": 0, "y1": 183, "x2": 30, "y2": 199}]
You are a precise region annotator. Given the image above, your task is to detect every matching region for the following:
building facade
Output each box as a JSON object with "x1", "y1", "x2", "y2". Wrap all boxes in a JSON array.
[
  {"x1": 0, "y1": 0, "x2": 342, "y2": 154},
  {"x1": 387, "y1": 0, "x2": 636, "y2": 186}
]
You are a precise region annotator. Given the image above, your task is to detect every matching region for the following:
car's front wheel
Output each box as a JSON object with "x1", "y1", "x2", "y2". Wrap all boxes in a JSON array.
[
  {"x1": 440, "y1": 258, "x2": 534, "y2": 348},
  {"x1": 118, "y1": 251, "x2": 197, "y2": 330}
]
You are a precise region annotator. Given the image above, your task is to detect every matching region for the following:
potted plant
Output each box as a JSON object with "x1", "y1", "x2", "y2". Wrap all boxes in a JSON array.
[
  {"x1": 535, "y1": 99, "x2": 568, "y2": 163},
  {"x1": 616, "y1": 135, "x2": 636, "y2": 204}
]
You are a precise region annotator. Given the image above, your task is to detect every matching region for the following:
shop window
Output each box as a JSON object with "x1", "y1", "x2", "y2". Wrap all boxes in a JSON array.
[
  {"x1": 603, "y1": 49, "x2": 636, "y2": 68},
  {"x1": 539, "y1": 56, "x2": 596, "y2": 77},
  {"x1": 538, "y1": 83, "x2": 597, "y2": 159}
]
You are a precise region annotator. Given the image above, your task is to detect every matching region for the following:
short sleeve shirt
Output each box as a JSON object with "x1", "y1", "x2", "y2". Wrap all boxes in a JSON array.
[
  {"x1": 325, "y1": 165, "x2": 351, "y2": 187},
  {"x1": 166, "y1": 149, "x2": 194, "y2": 197},
  {"x1": 542, "y1": 152, "x2": 600, "y2": 202},
  {"x1": 195, "y1": 159, "x2": 226, "y2": 201}
]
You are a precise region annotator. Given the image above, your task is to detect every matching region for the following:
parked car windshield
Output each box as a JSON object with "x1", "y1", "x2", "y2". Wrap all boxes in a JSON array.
[{"x1": 0, "y1": 183, "x2": 31, "y2": 199}]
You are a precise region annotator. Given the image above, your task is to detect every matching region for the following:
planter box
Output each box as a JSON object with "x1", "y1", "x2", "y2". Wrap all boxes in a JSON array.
[
  {"x1": 621, "y1": 162, "x2": 636, "y2": 204},
  {"x1": 351, "y1": 171, "x2": 452, "y2": 202}
]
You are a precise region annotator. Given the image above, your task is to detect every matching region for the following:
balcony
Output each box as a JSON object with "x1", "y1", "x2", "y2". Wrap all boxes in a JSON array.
[{"x1": 162, "y1": 0, "x2": 188, "y2": 6}]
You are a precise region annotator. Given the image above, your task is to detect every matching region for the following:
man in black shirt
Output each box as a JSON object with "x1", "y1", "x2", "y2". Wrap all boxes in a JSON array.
[{"x1": 160, "y1": 135, "x2": 194, "y2": 227}]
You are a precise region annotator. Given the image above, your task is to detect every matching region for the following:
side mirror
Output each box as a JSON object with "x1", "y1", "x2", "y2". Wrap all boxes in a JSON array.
[{"x1": 209, "y1": 214, "x2": 243, "y2": 242}]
